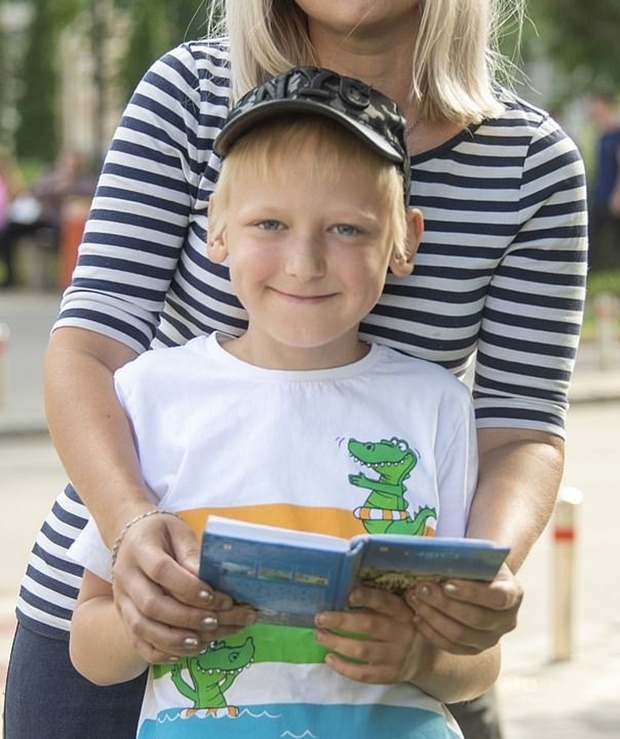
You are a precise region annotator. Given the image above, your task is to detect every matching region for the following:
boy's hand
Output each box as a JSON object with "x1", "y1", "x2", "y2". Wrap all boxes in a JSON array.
[
  {"x1": 405, "y1": 564, "x2": 523, "y2": 655},
  {"x1": 314, "y1": 586, "x2": 420, "y2": 684}
]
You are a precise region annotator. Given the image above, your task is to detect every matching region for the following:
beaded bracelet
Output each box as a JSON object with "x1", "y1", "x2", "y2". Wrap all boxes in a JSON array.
[{"x1": 110, "y1": 509, "x2": 179, "y2": 575}]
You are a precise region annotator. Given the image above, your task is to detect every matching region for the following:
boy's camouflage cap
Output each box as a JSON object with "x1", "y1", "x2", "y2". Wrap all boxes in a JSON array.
[{"x1": 215, "y1": 66, "x2": 410, "y2": 202}]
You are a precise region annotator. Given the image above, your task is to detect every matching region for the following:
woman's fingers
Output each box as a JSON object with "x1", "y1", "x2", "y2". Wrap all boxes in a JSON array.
[
  {"x1": 118, "y1": 588, "x2": 257, "y2": 662},
  {"x1": 404, "y1": 565, "x2": 523, "y2": 654}
]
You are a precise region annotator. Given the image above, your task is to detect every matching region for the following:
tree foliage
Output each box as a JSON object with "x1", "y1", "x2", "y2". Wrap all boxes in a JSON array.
[
  {"x1": 9, "y1": 0, "x2": 212, "y2": 164},
  {"x1": 6, "y1": 0, "x2": 619, "y2": 167},
  {"x1": 0, "y1": 0, "x2": 9, "y2": 146},
  {"x1": 10, "y1": 0, "x2": 83, "y2": 162},
  {"x1": 120, "y1": 0, "x2": 212, "y2": 102},
  {"x1": 14, "y1": 0, "x2": 60, "y2": 162},
  {"x1": 528, "y1": 0, "x2": 620, "y2": 93}
]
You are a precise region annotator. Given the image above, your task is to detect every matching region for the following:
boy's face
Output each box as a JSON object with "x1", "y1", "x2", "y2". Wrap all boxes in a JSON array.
[{"x1": 209, "y1": 148, "x2": 418, "y2": 370}]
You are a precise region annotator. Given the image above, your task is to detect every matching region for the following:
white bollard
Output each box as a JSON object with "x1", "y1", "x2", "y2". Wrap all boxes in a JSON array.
[
  {"x1": 551, "y1": 485, "x2": 583, "y2": 662},
  {"x1": 0, "y1": 323, "x2": 10, "y2": 409}
]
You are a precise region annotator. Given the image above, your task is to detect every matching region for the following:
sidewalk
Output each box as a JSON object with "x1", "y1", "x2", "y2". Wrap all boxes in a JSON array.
[
  {"x1": 1, "y1": 288, "x2": 619, "y2": 738},
  {"x1": 0, "y1": 290, "x2": 61, "y2": 435}
]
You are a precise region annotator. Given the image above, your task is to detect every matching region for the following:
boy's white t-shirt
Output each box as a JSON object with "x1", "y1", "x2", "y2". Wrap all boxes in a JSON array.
[{"x1": 71, "y1": 333, "x2": 478, "y2": 738}]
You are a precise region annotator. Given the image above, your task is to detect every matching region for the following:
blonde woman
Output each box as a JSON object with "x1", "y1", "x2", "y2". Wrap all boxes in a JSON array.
[{"x1": 4, "y1": 2, "x2": 586, "y2": 737}]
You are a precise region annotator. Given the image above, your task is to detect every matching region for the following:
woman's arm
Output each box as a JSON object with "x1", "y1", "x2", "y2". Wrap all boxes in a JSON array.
[
  {"x1": 46, "y1": 48, "x2": 205, "y2": 535},
  {"x1": 405, "y1": 114, "x2": 586, "y2": 653},
  {"x1": 405, "y1": 427, "x2": 561, "y2": 654},
  {"x1": 469, "y1": 427, "x2": 565, "y2": 572},
  {"x1": 43, "y1": 45, "x2": 232, "y2": 654},
  {"x1": 404, "y1": 429, "x2": 564, "y2": 658},
  {"x1": 45, "y1": 327, "x2": 148, "y2": 544},
  {"x1": 45, "y1": 327, "x2": 221, "y2": 642}
]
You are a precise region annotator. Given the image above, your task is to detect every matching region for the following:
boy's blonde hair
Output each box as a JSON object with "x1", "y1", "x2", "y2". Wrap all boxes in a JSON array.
[
  {"x1": 210, "y1": 115, "x2": 408, "y2": 257},
  {"x1": 209, "y1": 0, "x2": 525, "y2": 125}
]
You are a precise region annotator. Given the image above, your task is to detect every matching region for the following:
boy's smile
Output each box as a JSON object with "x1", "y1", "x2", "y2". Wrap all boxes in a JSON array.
[{"x1": 208, "y1": 147, "x2": 417, "y2": 371}]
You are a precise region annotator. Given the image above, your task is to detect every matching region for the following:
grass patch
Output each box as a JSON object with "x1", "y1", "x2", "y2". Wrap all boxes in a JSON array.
[
  {"x1": 583, "y1": 269, "x2": 620, "y2": 341},
  {"x1": 587, "y1": 269, "x2": 620, "y2": 299}
]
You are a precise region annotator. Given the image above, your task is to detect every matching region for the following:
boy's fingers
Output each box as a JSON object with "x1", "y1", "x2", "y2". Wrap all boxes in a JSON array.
[
  {"x1": 347, "y1": 586, "x2": 411, "y2": 620},
  {"x1": 322, "y1": 651, "x2": 401, "y2": 685}
]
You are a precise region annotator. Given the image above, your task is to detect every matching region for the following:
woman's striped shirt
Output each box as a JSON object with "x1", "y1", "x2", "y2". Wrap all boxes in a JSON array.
[{"x1": 16, "y1": 39, "x2": 587, "y2": 637}]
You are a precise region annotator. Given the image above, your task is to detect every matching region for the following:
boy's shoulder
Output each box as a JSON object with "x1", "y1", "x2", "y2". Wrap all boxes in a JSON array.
[
  {"x1": 116, "y1": 336, "x2": 208, "y2": 381},
  {"x1": 372, "y1": 344, "x2": 469, "y2": 396}
]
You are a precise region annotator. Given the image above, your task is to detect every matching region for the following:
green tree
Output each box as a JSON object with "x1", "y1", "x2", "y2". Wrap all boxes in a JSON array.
[
  {"x1": 120, "y1": 0, "x2": 212, "y2": 101},
  {"x1": 0, "y1": 0, "x2": 9, "y2": 147},
  {"x1": 13, "y1": 0, "x2": 82, "y2": 163},
  {"x1": 530, "y1": 1, "x2": 620, "y2": 92},
  {"x1": 13, "y1": 0, "x2": 58, "y2": 162}
]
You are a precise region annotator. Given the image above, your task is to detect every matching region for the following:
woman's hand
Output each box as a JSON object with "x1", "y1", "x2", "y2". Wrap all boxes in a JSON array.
[
  {"x1": 405, "y1": 564, "x2": 523, "y2": 655},
  {"x1": 112, "y1": 512, "x2": 257, "y2": 663},
  {"x1": 314, "y1": 586, "x2": 419, "y2": 684}
]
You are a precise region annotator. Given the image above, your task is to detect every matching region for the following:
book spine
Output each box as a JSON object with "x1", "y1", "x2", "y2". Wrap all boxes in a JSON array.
[{"x1": 336, "y1": 540, "x2": 366, "y2": 608}]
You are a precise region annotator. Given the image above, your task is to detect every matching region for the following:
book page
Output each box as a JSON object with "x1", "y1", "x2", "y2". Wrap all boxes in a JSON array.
[{"x1": 205, "y1": 515, "x2": 351, "y2": 553}]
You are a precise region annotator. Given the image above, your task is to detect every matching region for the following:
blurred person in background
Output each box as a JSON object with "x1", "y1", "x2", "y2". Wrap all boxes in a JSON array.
[
  {"x1": 0, "y1": 151, "x2": 25, "y2": 287},
  {"x1": 0, "y1": 155, "x2": 10, "y2": 232},
  {"x1": 0, "y1": 150, "x2": 94, "y2": 289},
  {"x1": 588, "y1": 90, "x2": 620, "y2": 270}
]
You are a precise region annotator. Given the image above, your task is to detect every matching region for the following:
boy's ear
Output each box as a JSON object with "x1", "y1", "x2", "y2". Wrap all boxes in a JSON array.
[
  {"x1": 207, "y1": 195, "x2": 228, "y2": 263},
  {"x1": 389, "y1": 208, "x2": 423, "y2": 277}
]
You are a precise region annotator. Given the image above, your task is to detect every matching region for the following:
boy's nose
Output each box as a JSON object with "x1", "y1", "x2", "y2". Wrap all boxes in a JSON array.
[{"x1": 284, "y1": 236, "x2": 326, "y2": 280}]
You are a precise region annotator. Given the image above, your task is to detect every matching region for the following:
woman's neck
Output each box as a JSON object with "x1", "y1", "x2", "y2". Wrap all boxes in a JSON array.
[
  {"x1": 310, "y1": 25, "x2": 464, "y2": 157},
  {"x1": 306, "y1": 10, "x2": 465, "y2": 156},
  {"x1": 308, "y1": 18, "x2": 418, "y2": 114}
]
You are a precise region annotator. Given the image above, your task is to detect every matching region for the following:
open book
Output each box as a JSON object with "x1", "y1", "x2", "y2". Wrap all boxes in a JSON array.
[{"x1": 199, "y1": 516, "x2": 510, "y2": 627}]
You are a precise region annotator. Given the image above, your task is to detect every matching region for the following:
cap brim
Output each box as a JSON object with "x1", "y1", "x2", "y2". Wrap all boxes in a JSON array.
[{"x1": 214, "y1": 99, "x2": 404, "y2": 165}]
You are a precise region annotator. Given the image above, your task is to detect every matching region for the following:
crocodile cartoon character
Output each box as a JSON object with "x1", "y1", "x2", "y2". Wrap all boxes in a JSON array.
[
  {"x1": 166, "y1": 637, "x2": 255, "y2": 717},
  {"x1": 348, "y1": 437, "x2": 436, "y2": 535}
]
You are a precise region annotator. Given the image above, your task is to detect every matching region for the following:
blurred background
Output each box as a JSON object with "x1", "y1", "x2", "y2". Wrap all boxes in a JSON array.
[
  {"x1": 0, "y1": 0, "x2": 619, "y2": 296},
  {"x1": 0, "y1": 1, "x2": 619, "y2": 737}
]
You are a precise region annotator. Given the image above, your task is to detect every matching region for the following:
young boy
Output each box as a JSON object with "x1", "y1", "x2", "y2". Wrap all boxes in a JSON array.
[{"x1": 69, "y1": 67, "x2": 498, "y2": 738}]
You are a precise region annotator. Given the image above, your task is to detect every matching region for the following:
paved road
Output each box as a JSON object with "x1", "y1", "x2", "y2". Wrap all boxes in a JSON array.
[{"x1": 497, "y1": 400, "x2": 620, "y2": 738}]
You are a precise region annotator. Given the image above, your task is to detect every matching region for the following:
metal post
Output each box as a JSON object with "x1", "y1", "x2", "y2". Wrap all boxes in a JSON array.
[
  {"x1": 551, "y1": 485, "x2": 583, "y2": 661},
  {"x1": 0, "y1": 322, "x2": 10, "y2": 409}
]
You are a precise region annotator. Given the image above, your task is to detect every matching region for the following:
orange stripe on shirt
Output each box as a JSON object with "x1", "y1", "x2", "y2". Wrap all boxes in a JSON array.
[{"x1": 176, "y1": 503, "x2": 367, "y2": 541}]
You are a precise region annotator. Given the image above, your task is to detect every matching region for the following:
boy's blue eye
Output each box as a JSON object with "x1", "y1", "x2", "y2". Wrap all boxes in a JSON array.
[
  {"x1": 257, "y1": 220, "x2": 282, "y2": 231},
  {"x1": 333, "y1": 224, "x2": 360, "y2": 237}
]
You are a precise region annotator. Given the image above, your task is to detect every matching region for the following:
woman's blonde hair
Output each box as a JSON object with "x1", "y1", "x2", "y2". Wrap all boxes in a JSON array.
[
  {"x1": 208, "y1": 0, "x2": 525, "y2": 125},
  {"x1": 210, "y1": 115, "x2": 408, "y2": 257}
]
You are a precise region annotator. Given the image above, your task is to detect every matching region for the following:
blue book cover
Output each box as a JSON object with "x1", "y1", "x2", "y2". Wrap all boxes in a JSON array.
[{"x1": 199, "y1": 516, "x2": 509, "y2": 627}]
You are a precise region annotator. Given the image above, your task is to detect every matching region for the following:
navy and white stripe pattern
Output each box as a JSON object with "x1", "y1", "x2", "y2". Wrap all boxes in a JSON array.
[{"x1": 16, "y1": 39, "x2": 587, "y2": 636}]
